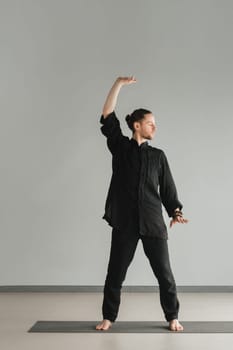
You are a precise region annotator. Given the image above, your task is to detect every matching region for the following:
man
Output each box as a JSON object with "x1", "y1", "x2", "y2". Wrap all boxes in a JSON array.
[{"x1": 96, "y1": 76, "x2": 188, "y2": 332}]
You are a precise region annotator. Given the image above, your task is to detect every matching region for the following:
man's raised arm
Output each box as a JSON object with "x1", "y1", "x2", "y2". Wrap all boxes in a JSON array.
[{"x1": 102, "y1": 76, "x2": 137, "y2": 118}]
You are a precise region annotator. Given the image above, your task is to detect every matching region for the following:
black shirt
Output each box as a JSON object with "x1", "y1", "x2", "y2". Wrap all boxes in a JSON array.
[{"x1": 100, "y1": 111, "x2": 183, "y2": 240}]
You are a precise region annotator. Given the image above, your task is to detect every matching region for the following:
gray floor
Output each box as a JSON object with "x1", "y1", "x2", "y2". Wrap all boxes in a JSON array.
[{"x1": 1, "y1": 292, "x2": 233, "y2": 349}]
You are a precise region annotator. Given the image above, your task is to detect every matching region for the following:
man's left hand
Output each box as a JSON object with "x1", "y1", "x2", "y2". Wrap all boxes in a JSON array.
[{"x1": 170, "y1": 216, "x2": 189, "y2": 228}]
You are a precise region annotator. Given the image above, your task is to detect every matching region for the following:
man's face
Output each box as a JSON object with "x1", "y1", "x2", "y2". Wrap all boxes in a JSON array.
[{"x1": 134, "y1": 113, "x2": 157, "y2": 140}]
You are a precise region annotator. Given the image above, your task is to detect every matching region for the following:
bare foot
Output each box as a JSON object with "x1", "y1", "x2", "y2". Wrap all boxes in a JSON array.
[
  {"x1": 169, "y1": 319, "x2": 184, "y2": 331},
  {"x1": 96, "y1": 319, "x2": 112, "y2": 331}
]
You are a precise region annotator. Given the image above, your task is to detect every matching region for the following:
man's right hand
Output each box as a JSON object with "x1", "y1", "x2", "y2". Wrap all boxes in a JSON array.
[{"x1": 116, "y1": 76, "x2": 137, "y2": 86}]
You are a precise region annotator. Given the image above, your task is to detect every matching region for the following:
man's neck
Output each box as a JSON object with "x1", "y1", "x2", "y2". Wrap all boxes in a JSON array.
[{"x1": 132, "y1": 134, "x2": 147, "y2": 146}]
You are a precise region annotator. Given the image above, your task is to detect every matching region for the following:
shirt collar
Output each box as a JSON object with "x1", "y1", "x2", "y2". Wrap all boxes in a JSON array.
[{"x1": 130, "y1": 137, "x2": 149, "y2": 148}]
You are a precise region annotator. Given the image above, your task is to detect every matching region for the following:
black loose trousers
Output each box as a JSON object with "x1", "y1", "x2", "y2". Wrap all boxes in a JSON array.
[{"x1": 102, "y1": 227, "x2": 180, "y2": 322}]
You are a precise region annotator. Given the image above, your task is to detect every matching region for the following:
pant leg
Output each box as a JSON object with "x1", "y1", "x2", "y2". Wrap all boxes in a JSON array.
[
  {"x1": 102, "y1": 227, "x2": 139, "y2": 322},
  {"x1": 140, "y1": 236, "x2": 180, "y2": 322}
]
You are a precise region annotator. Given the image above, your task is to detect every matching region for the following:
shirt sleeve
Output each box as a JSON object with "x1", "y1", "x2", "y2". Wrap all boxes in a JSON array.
[
  {"x1": 158, "y1": 150, "x2": 183, "y2": 217},
  {"x1": 99, "y1": 110, "x2": 124, "y2": 154}
]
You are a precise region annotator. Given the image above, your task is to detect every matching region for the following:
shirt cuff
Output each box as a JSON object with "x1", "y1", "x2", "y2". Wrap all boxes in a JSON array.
[
  {"x1": 100, "y1": 111, "x2": 116, "y2": 124},
  {"x1": 168, "y1": 201, "x2": 183, "y2": 217}
]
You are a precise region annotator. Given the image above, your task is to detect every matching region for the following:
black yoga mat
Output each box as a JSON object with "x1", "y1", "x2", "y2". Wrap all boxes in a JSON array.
[{"x1": 28, "y1": 321, "x2": 233, "y2": 333}]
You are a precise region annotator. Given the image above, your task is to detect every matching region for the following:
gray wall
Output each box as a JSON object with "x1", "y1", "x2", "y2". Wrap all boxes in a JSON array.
[{"x1": 0, "y1": 0, "x2": 232, "y2": 286}]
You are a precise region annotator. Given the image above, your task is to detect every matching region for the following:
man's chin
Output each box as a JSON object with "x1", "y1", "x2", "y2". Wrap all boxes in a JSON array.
[{"x1": 143, "y1": 134, "x2": 154, "y2": 140}]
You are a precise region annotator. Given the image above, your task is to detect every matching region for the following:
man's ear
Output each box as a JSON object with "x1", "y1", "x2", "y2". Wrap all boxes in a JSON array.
[{"x1": 134, "y1": 121, "x2": 139, "y2": 130}]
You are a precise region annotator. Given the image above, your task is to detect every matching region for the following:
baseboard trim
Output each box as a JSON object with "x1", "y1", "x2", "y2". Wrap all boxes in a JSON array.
[{"x1": 0, "y1": 285, "x2": 233, "y2": 292}]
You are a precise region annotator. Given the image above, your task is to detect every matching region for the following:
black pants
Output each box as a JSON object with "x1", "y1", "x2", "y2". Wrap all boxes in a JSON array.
[{"x1": 102, "y1": 227, "x2": 180, "y2": 322}]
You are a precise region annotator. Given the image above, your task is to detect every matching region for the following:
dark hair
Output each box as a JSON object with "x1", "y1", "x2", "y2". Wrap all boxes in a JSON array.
[{"x1": 125, "y1": 108, "x2": 152, "y2": 132}]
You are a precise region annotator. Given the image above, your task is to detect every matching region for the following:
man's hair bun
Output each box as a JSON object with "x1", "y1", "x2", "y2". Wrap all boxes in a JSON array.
[{"x1": 125, "y1": 114, "x2": 131, "y2": 123}]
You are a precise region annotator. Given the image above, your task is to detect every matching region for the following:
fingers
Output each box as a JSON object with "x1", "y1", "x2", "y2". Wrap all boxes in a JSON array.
[
  {"x1": 170, "y1": 217, "x2": 189, "y2": 228},
  {"x1": 175, "y1": 217, "x2": 189, "y2": 224},
  {"x1": 118, "y1": 76, "x2": 137, "y2": 84},
  {"x1": 125, "y1": 76, "x2": 137, "y2": 83},
  {"x1": 122, "y1": 75, "x2": 136, "y2": 80},
  {"x1": 130, "y1": 75, "x2": 137, "y2": 81}
]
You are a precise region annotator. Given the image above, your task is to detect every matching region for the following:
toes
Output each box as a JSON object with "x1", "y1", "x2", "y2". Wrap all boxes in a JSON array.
[
  {"x1": 96, "y1": 323, "x2": 104, "y2": 330},
  {"x1": 169, "y1": 320, "x2": 184, "y2": 331},
  {"x1": 175, "y1": 324, "x2": 183, "y2": 331},
  {"x1": 96, "y1": 321, "x2": 112, "y2": 331},
  {"x1": 102, "y1": 325, "x2": 110, "y2": 330}
]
